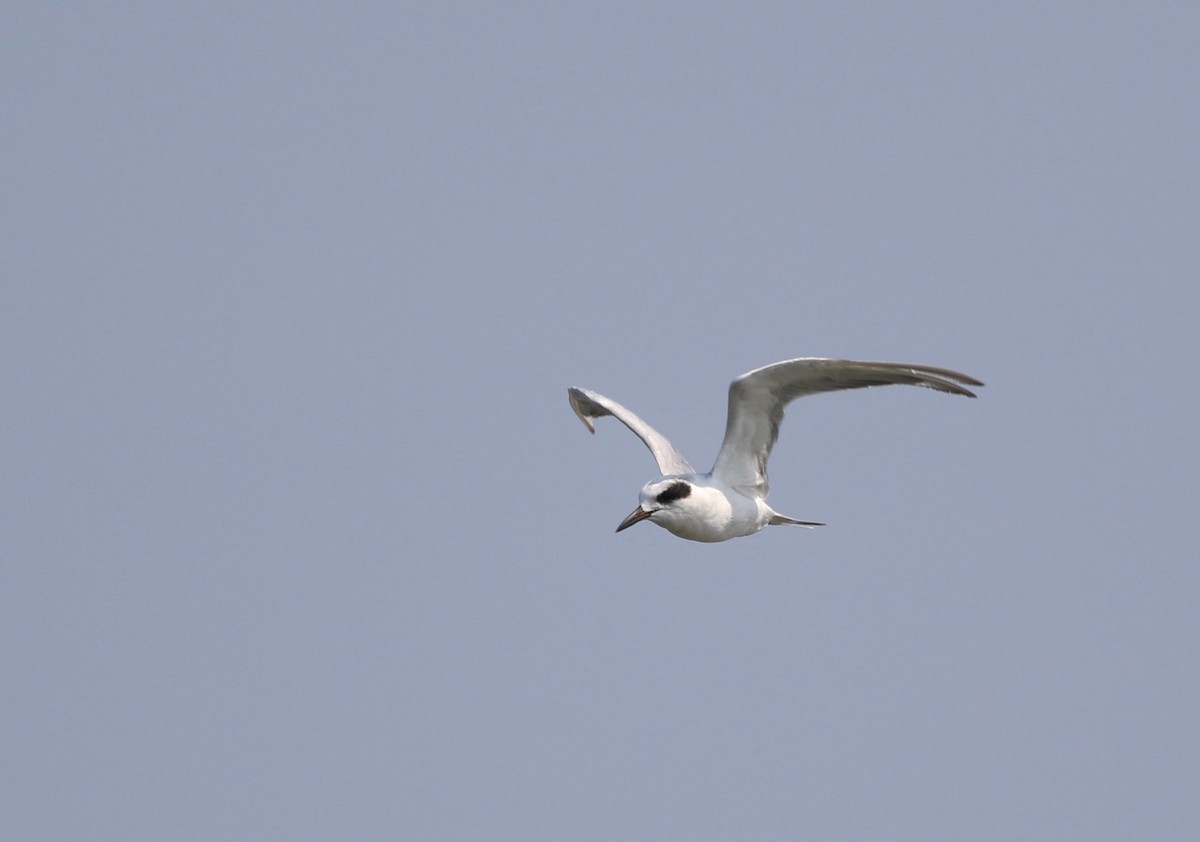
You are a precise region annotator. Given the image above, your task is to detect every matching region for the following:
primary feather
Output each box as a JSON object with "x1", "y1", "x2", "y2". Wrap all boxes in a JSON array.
[
  {"x1": 567, "y1": 387, "x2": 694, "y2": 476},
  {"x1": 710, "y1": 358, "x2": 982, "y2": 496}
]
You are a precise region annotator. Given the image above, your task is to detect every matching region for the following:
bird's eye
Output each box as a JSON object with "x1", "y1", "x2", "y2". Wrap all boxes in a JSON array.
[{"x1": 655, "y1": 481, "x2": 692, "y2": 504}]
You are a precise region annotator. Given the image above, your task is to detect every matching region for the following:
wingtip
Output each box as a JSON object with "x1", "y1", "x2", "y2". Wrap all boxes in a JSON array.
[
  {"x1": 937, "y1": 369, "x2": 983, "y2": 396},
  {"x1": 567, "y1": 388, "x2": 597, "y2": 433}
]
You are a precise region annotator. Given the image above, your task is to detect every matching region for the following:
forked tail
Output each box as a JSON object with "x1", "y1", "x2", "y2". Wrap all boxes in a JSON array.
[{"x1": 769, "y1": 514, "x2": 826, "y2": 528}]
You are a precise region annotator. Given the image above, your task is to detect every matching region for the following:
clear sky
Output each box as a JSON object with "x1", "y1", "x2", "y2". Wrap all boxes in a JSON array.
[{"x1": 4, "y1": 3, "x2": 1197, "y2": 840}]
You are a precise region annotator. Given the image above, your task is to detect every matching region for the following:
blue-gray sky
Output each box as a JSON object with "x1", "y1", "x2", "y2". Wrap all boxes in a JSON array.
[{"x1": 4, "y1": 3, "x2": 1197, "y2": 839}]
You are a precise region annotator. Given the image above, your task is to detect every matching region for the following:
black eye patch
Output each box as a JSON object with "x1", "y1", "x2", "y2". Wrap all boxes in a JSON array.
[{"x1": 655, "y1": 481, "x2": 692, "y2": 504}]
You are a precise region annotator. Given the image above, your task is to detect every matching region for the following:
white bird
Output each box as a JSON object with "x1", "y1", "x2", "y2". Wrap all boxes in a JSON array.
[{"x1": 568, "y1": 358, "x2": 982, "y2": 542}]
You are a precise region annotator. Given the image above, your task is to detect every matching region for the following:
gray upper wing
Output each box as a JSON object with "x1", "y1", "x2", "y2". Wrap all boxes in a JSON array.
[
  {"x1": 710, "y1": 358, "x2": 982, "y2": 496},
  {"x1": 568, "y1": 387, "x2": 694, "y2": 476}
]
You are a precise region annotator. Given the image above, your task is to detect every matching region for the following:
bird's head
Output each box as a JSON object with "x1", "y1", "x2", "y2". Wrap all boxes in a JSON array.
[{"x1": 615, "y1": 478, "x2": 696, "y2": 533}]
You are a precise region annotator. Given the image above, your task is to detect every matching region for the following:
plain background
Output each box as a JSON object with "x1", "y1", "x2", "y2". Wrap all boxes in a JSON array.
[{"x1": 4, "y1": 3, "x2": 1197, "y2": 839}]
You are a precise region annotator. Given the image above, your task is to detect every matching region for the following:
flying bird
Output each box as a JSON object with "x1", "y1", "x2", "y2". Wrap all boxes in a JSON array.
[{"x1": 568, "y1": 358, "x2": 982, "y2": 542}]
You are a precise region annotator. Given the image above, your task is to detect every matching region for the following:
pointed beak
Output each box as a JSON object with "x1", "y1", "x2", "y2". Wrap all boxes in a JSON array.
[{"x1": 615, "y1": 506, "x2": 653, "y2": 533}]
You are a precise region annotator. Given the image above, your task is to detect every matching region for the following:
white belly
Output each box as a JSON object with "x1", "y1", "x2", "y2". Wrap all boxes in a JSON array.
[{"x1": 656, "y1": 486, "x2": 768, "y2": 543}]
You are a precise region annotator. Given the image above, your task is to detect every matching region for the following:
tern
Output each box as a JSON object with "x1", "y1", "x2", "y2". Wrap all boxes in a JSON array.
[{"x1": 568, "y1": 358, "x2": 982, "y2": 542}]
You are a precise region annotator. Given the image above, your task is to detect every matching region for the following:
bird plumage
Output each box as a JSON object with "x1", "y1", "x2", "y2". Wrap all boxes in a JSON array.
[
  {"x1": 567, "y1": 387, "x2": 694, "y2": 476},
  {"x1": 568, "y1": 357, "x2": 982, "y2": 542}
]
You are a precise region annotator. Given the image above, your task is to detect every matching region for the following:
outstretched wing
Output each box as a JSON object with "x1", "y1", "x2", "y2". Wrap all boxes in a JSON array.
[
  {"x1": 567, "y1": 387, "x2": 695, "y2": 476},
  {"x1": 711, "y1": 358, "x2": 982, "y2": 497}
]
